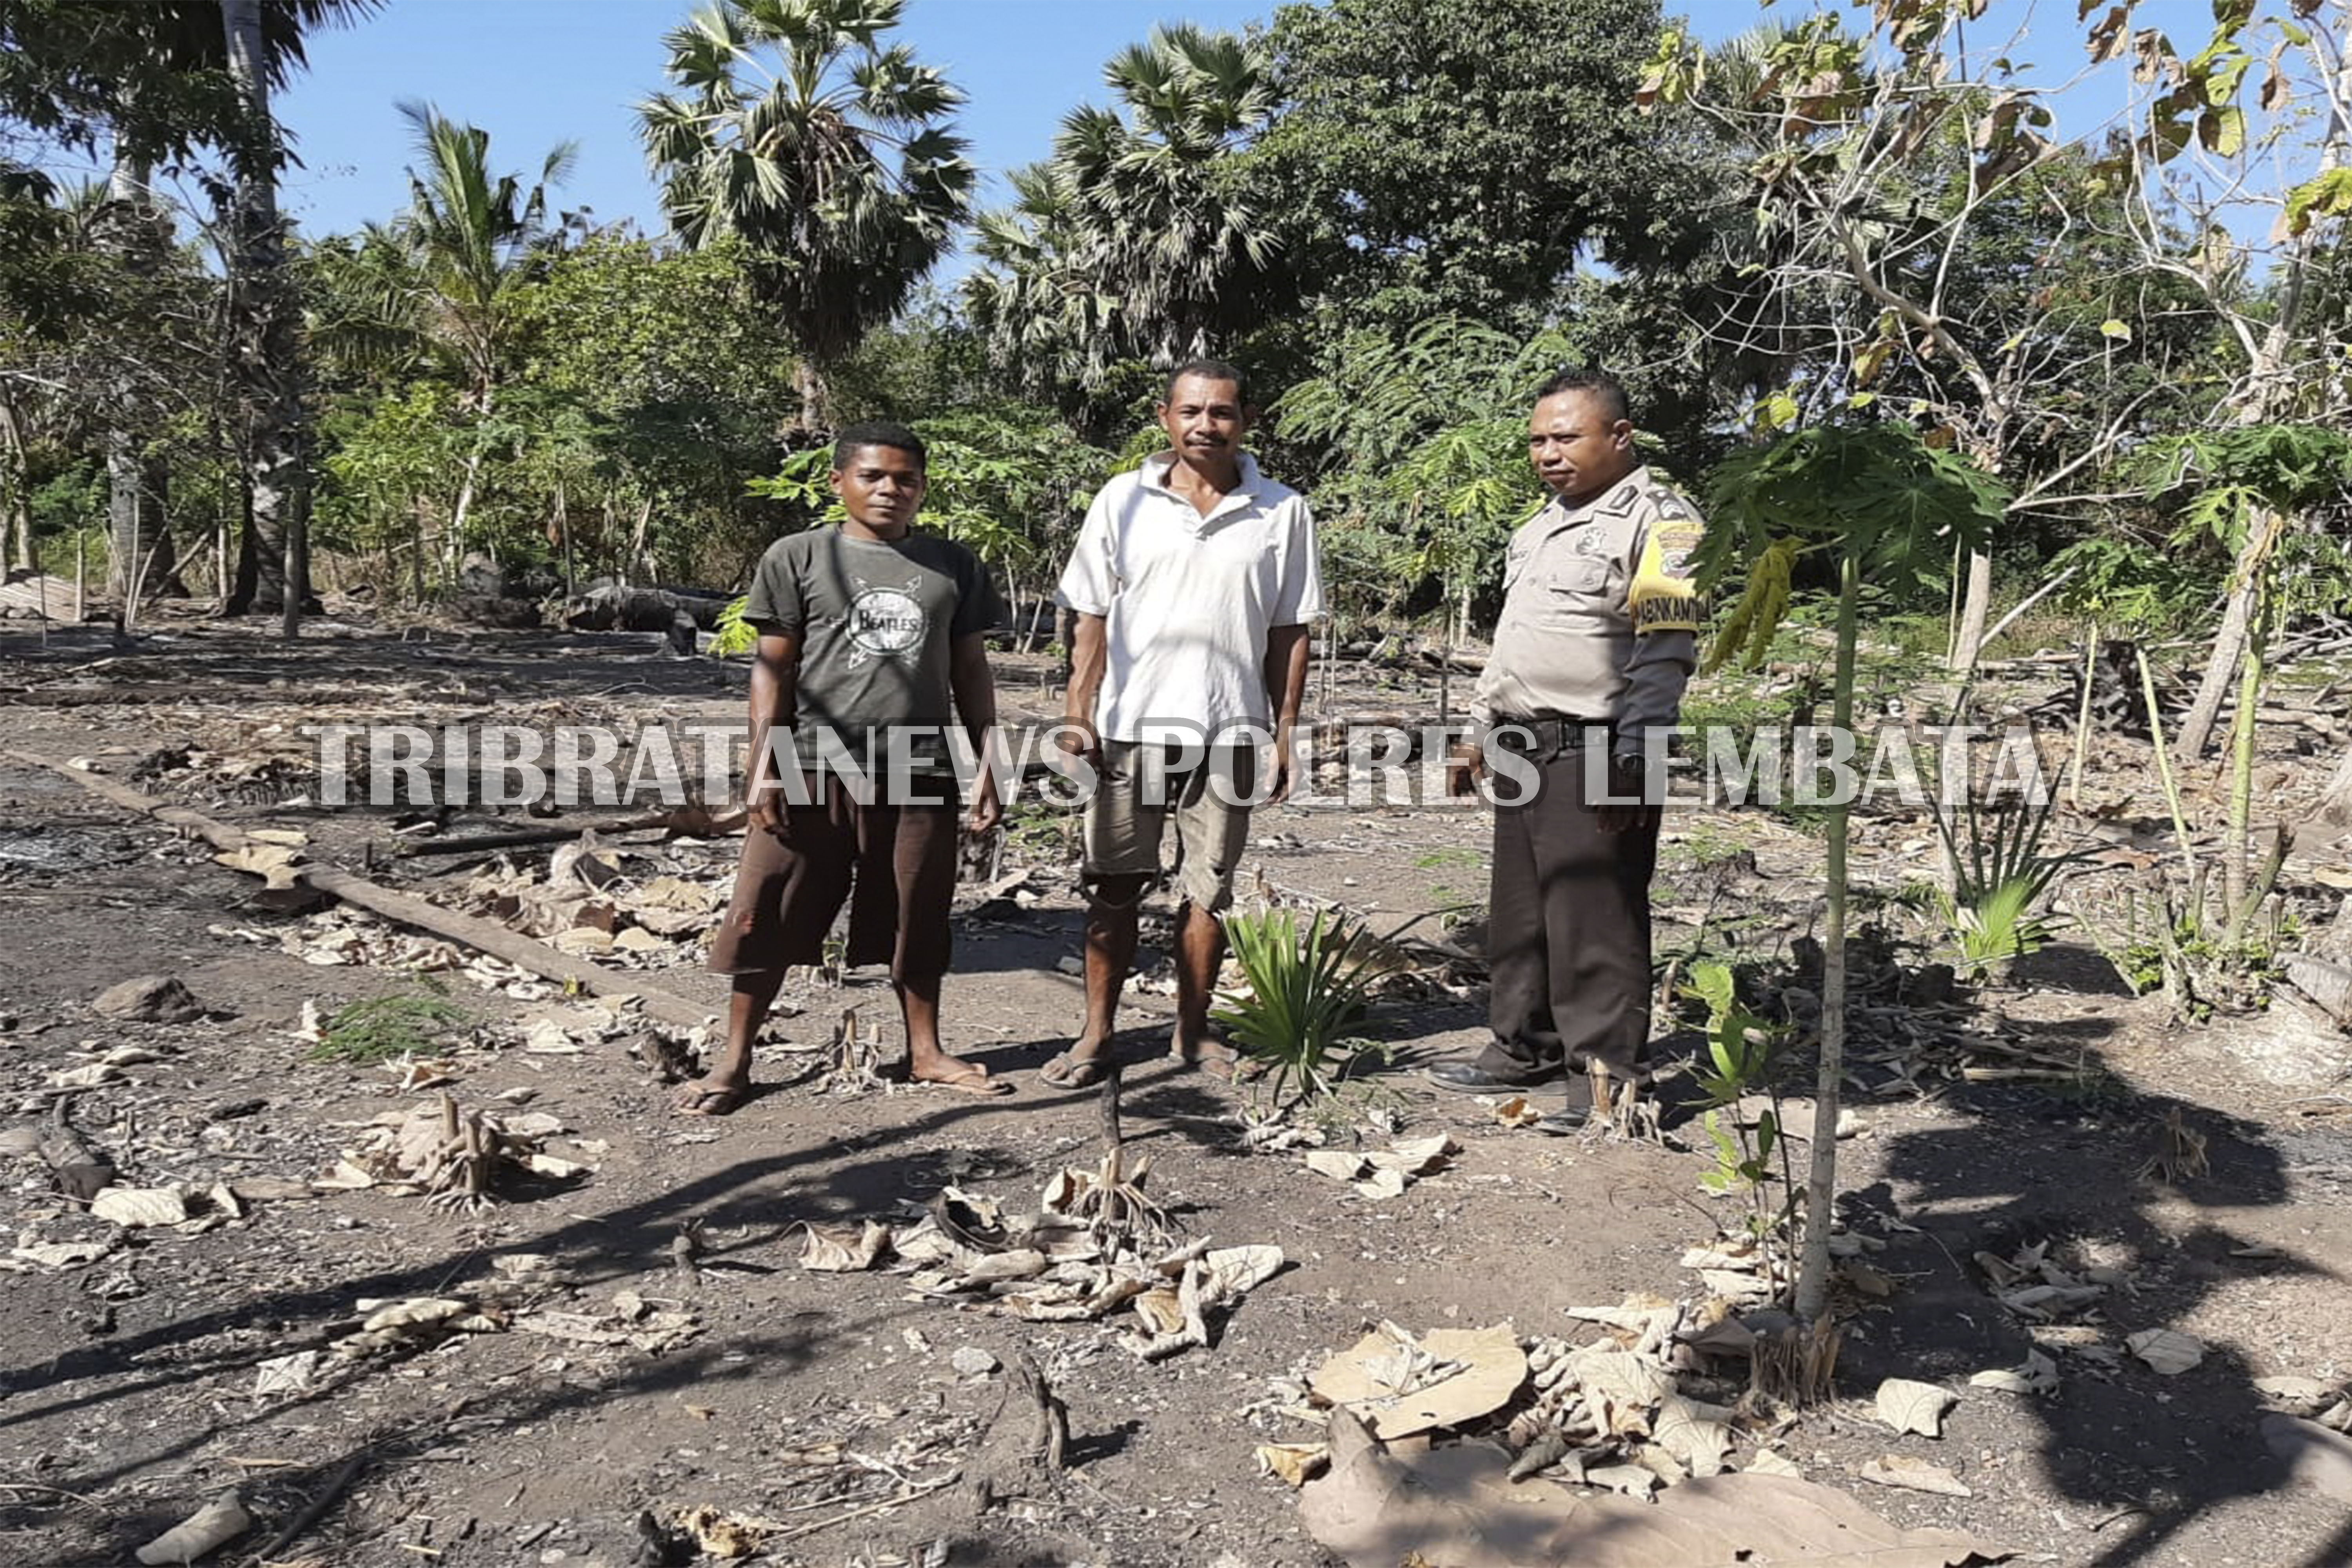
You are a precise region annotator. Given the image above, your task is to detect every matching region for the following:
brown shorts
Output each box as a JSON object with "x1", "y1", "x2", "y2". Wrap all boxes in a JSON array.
[
  {"x1": 707, "y1": 776, "x2": 959, "y2": 983},
  {"x1": 1083, "y1": 741, "x2": 1256, "y2": 913}
]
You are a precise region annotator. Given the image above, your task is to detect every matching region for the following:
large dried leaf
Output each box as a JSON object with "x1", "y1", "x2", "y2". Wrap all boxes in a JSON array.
[
  {"x1": 2263, "y1": 1414, "x2": 2352, "y2": 1504},
  {"x1": 1300, "y1": 1408, "x2": 2007, "y2": 1566},
  {"x1": 1860, "y1": 1455, "x2": 1974, "y2": 1497},
  {"x1": 1258, "y1": 1443, "x2": 1330, "y2": 1488},
  {"x1": 795, "y1": 1221, "x2": 891, "y2": 1272},
  {"x1": 1970, "y1": 1350, "x2": 2058, "y2": 1397},
  {"x1": 1369, "y1": 1134, "x2": 1458, "y2": 1176},
  {"x1": 92, "y1": 1187, "x2": 190, "y2": 1229},
  {"x1": 1201, "y1": 1244, "x2": 1284, "y2": 1299},
  {"x1": 1306, "y1": 1150, "x2": 1371, "y2": 1182},
  {"x1": 2126, "y1": 1328, "x2": 2204, "y2": 1375},
  {"x1": 1654, "y1": 1394, "x2": 1737, "y2": 1477},
  {"x1": 1313, "y1": 1325, "x2": 1528, "y2": 1439},
  {"x1": 1876, "y1": 1377, "x2": 1957, "y2": 1438},
  {"x1": 135, "y1": 1493, "x2": 251, "y2": 1565}
]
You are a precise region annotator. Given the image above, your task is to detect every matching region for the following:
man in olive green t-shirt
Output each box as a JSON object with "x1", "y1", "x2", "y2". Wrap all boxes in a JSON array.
[{"x1": 676, "y1": 422, "x2": 1010, "y2": 1114}]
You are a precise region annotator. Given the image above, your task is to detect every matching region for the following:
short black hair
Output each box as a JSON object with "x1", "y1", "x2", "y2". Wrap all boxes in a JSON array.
[
  {"x1": 1164, "y1": 357, "x2": 1247, "y2": 405},
  {"x1": 1534, "y1": 367, "x2": 1630, "y2": 424},
  {"x1": 831, "y1": 421, "x2": 927, "y2": 471}
]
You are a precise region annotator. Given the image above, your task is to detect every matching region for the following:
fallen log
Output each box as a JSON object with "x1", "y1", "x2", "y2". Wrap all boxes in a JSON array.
[
  {"x1": 25, "y1": 752, "x2": 718, "y2": 1030},
  {"x1": 396, "y1": 805, "x2": 747, "y2": 859}
]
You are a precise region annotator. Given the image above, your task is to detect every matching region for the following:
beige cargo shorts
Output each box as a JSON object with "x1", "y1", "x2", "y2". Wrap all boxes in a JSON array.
[{"x1": 1083, "y1": 740, "x2": 1258, "y2": 913}]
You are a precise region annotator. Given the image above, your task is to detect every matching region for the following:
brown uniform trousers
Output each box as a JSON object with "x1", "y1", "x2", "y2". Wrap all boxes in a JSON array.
[{"x1": 1475, "y1": 737, "x2": 1658, "y2": 1085}]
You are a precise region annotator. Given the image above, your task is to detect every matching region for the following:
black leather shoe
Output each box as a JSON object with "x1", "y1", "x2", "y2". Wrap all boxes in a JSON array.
[{"x1": 1423, "y1": 1062, "x2": 1559, "y2": 1094}]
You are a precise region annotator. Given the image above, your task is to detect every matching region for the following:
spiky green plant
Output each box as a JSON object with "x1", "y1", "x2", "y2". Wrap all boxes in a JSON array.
[{"x1": 1213, "y1": 907, "x2": 1399, "y2": 1112}]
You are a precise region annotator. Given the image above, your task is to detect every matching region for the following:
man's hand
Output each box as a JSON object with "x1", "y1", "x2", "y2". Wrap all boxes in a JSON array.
[
  {"x1": 1265, "y1": 727, "x2": 1297, "y2": 805},
  {"x1": 1055, "y1": 715, "x2": 1102, "y2": 772},
  {"x1": 1446, "y1": 740, "x2": 1488, "y2": 797},
  {"x1": 1595, "y1": 755, "x2": 1655, "y2": 834},
  {"x1": 967, "y1": 769, "x2": 1003, "y2": 835},
  {"x1": 748, "y1": 786, "x2": 791, "y2": 841}
]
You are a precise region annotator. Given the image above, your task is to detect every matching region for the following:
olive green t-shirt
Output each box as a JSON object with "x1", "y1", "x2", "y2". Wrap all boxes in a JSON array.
[{"x1": 744, "y1": 526, "x2": 1004, "y2": 772}]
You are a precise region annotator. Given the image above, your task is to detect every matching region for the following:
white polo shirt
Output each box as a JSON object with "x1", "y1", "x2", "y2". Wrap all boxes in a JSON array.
[{"x1": 1056, "y1": 452, "x2": 1324, "y2": 745}]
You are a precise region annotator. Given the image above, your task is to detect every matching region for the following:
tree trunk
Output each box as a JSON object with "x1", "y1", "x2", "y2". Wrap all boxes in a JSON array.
[
  {"x1": 108, "y1": 442, "x2": 185, "y2": 606},
  {"x1": 2175, "y1": 515, "x2": 2268, "y2": 765},
  {"x1": 1795, "y1": 549, "x2": 1861, "y2": 1324},
  {"x1": 102, "y1": 150, "x2": 183, "y2": 605},
  {"x1": 794, "y1": 357, "x2": 829, "y2": 432},
  {"x1": 1947, "y1": 548, "x2": 1993, "y2": 673},
  {"x1": 0, "y1": 396, "x2": 33, "y2": 575},
  {"x1": 218, "y1": 0, "x2": 307, "y2": 630}
]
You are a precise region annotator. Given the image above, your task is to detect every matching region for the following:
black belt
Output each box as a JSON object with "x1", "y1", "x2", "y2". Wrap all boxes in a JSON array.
[{"x1": 1488, "y1": 717, "x2": 1612, "y2": 751}]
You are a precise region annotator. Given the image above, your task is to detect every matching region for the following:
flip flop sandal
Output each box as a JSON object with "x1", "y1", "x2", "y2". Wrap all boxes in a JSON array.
[
  {"x1": 674, "y1": 1084, "x2": 747, "y2": 1117},
  {"x1": 1167, "y1": 1045, "x2": 1259, "y2": 1083},
  {"x1": 1037, "y1": 1049, "x2": 1111, "y2": 1089},
  {"x1": 911, "y1": 1061, "x2": 1014, "y2": 1097}
]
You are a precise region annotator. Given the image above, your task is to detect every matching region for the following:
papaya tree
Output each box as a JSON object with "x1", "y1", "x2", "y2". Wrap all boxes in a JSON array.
[{"x1": 1699, "y1": 421, "x2": 2007, "y2": 1321}]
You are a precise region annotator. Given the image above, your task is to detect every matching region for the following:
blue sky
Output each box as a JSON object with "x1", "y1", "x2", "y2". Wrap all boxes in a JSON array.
[
  {"x1": 259, "y1": 0, "x2": 2221, "y2": 252},
  {"x1": 272, "y1": 0, "x2": 1276, "y2": 243}
]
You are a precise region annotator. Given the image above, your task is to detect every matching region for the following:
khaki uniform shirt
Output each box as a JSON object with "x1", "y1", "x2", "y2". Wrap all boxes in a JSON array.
[{"x1": 1474, "y1": 466, "x2": 1704, "y2": 761}]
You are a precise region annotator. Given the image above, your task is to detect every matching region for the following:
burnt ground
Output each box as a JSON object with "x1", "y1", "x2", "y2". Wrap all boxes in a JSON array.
[{"x1": 1, "y1": 616, "x2": 2350, "y2": 1568}]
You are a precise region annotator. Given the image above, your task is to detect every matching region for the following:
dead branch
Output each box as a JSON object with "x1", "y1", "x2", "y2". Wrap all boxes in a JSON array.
[{"x1": 24, "y1": 751, "x2": 716, "y2": 1029}]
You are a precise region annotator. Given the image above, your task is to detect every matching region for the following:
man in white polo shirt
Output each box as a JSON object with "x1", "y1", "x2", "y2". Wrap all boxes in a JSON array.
[{"x1": 1040, "y1": 359, "x2": 1323, "y2": 1087}]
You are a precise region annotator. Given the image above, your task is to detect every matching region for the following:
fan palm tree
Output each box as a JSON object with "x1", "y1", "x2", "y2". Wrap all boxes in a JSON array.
[
  {"x1": 639, "y1": 0, "x2": 973, "y2": 428},
  {"x1": 966, "y1": 23, "x2": 1281, "y2": 392}
]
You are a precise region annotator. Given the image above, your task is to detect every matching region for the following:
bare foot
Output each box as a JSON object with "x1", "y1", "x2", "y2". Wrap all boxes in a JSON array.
[
  {"x1": 673, "y1": 1078, "x2": 749, "y2": 1116},
  {"x1": 907, "y1": 1055, "x2": 1014, "y2": 1097}
]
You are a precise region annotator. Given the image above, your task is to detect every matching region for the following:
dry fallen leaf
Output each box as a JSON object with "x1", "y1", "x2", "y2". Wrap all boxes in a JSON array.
[
  {"x1": 1860, "y1": 1454, "x2": 1974, "y2": 1498},
  {"x1": 1494, "y1": 1095, "x2": 1543, "y2": 1128},
  {"x1": 1300, "y1": 1408, "x2": 2002, "y2": 1567},
  {"x1": 671, "y1": 1505, "x2": 776, "y2": 1560},
  {"x1": 1305, "y1": 1150, "x2": 1370, "y2": 1182},
  {"x1": 1311, "y1": 1323, "x2": 1528, "y2": 1439},
  {"x1": 92, "y1": 1187, "x2": 191, "y2": 1229},
  {"x1": 1653, "y1": 1393, "x2": 1737, "y2": 1477},
  {"x1": 1971, "y1": 1350, "x2": 2059, "y2": 1397},
  {"x1": 2126, "y1": 1328, "x2": 2205, "y2": 1376},
  {"x1": 9, "y1": 1237, "x2": 115, "y2": 1270},
  {"x1": 794, "y1": 1220, "x2": 891, "y2": 1272},
  {"x1": 1256, "y1": 1442, "x2": 1330, "y2": 1487},
  {"x1": 2263, "y1": 1414, "x2": 2352, "y2": 1504},
  {"x1": 1876, "y1": 1377, "x2": 1957, "y2": 1439},
  {"x1": 136, "y1": 1492, "x2": 251, "y2": 1565},
  {"x1": 1743, "y1": 1447, "x2": 1803, "y2": 1479}
]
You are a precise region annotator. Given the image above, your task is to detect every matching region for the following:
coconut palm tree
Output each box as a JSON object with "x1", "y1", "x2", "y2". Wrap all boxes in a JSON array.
[
  {"x1": 386, "y1": 103, "x2": 575, "y2": 573},
  {"x1": 639, "y1": 0, "x2": 973, "y2": 428},
  {"x1": 394, "y1": 103, "x2": 577, "y2": 412}
]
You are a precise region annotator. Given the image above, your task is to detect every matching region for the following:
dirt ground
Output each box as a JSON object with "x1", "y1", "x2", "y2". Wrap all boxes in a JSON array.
[{"x1": 3, "y1": 615, "x2": 2350, "y2": 1568}]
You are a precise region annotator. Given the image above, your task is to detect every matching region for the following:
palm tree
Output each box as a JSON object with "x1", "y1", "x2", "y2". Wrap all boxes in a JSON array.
[
  {"x1": 384, "y1": 103, "x2": 575, "y2": 575},
  {"x1": 966, "y1": 24, "x2": 1281, "y2": 393},
  {"x1": 395, "y1": 104, "x2": 577, "y2": 414},
  {"x1": 639, "y1": 0, "x2": 973, "y2": 428},
  {"x1": 2, "y1": 0, "x2": 380, "y2": 619}
]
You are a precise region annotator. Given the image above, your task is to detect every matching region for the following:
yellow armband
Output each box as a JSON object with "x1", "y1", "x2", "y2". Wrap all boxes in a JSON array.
[{"x1": 1630, "y1": 491, "x2": 1705, "y2": 635}]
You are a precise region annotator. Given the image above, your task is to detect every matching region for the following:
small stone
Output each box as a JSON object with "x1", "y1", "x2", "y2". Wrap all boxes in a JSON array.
[
  {"x1": 951, "y1": 1346, "x2": 1000, "y2": 1377},
  {"x1": 93, "y1": 976, "x2": 204, "y2": 1024}
]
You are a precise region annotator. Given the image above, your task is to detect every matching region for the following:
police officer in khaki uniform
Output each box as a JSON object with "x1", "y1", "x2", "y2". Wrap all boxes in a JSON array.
[{"x1": 1427, "y1": 368, "x2": 1703, "y2": 1131}]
